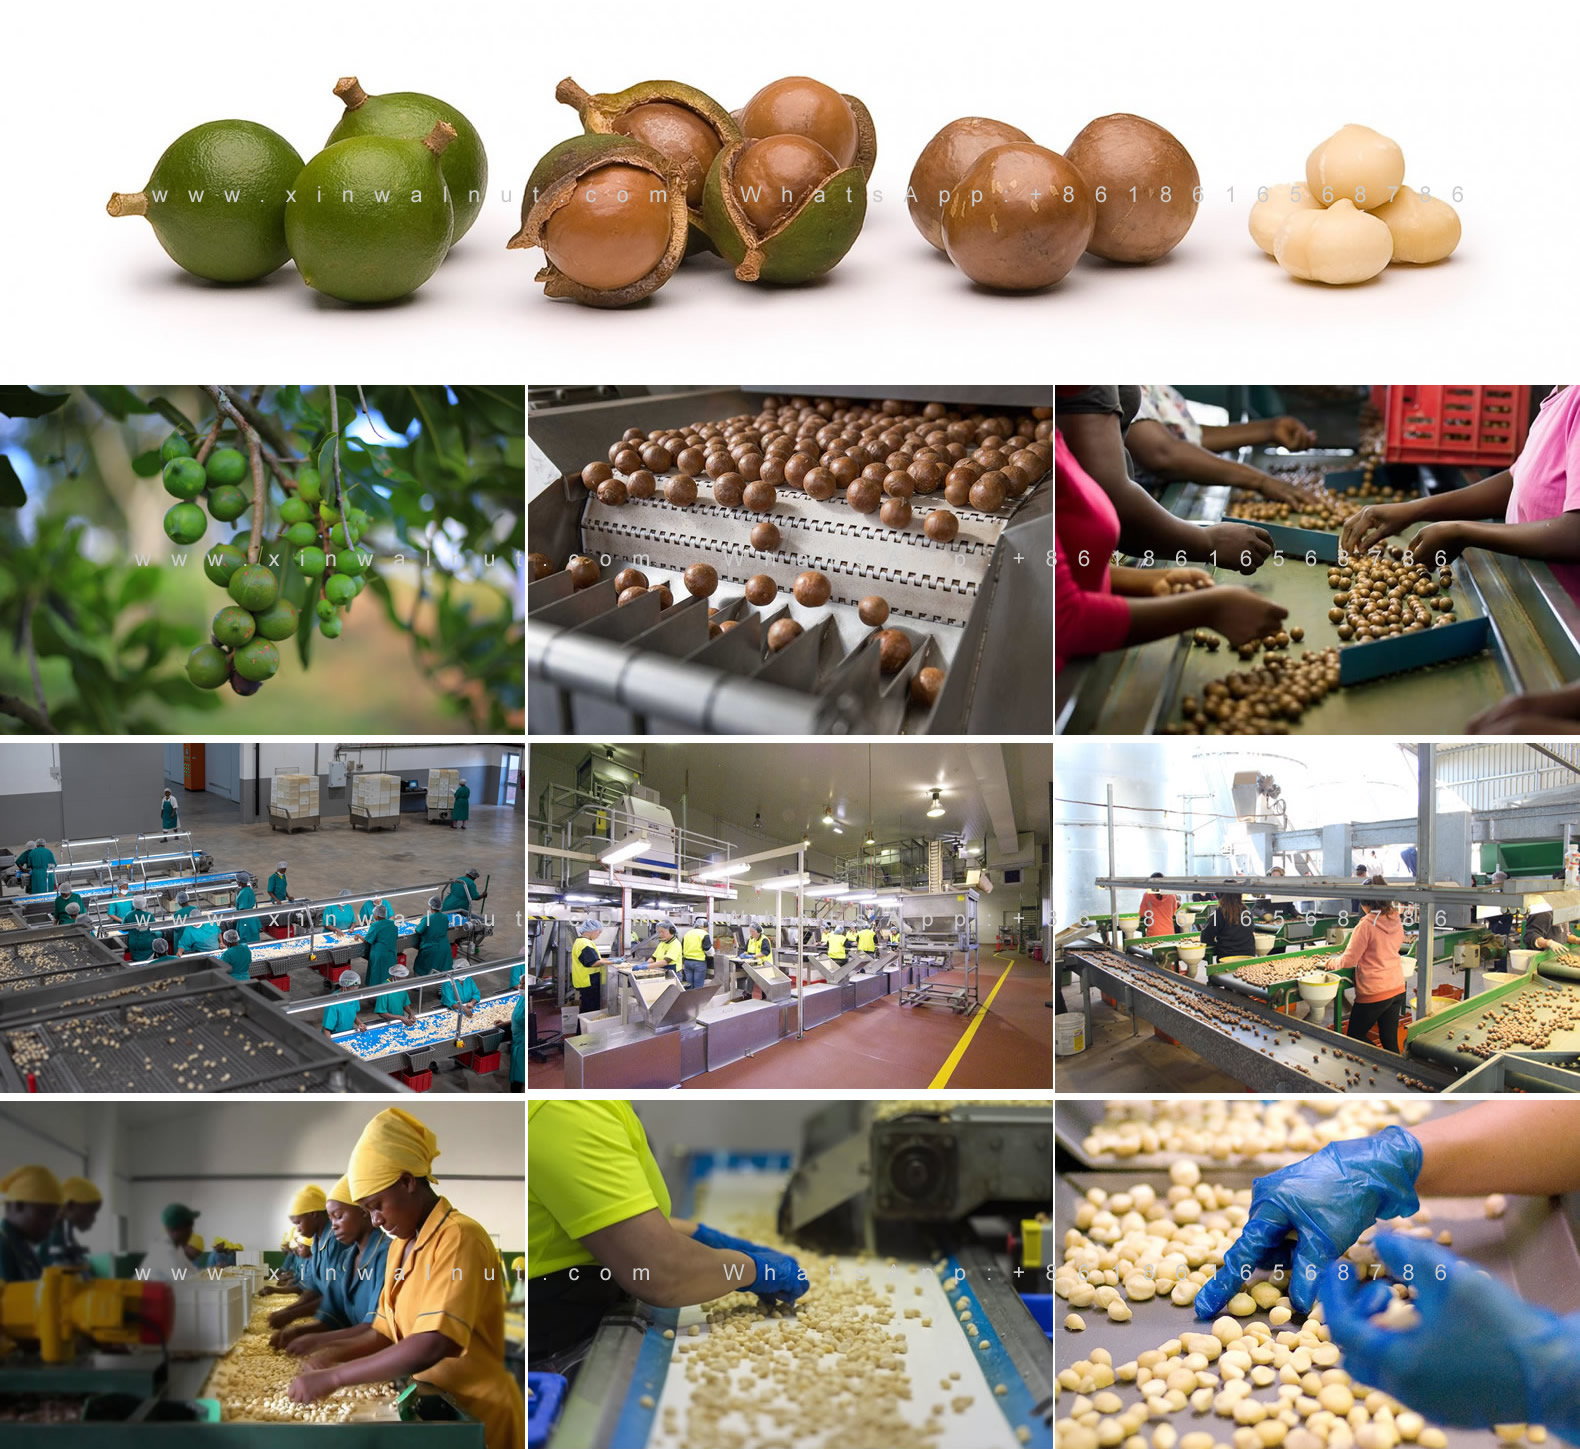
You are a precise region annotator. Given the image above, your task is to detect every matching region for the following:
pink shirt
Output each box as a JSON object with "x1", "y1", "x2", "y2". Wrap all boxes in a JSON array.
[
  {"x1": 1338, "y1": 909, "x2": 1408, "y2": 1003},
  {"x1": 1056, "y1": 430, "x2": 1131, "y2": 673},
  {"x1": 1506, "y1": 386, "x2": 1580, "y2": 604}
]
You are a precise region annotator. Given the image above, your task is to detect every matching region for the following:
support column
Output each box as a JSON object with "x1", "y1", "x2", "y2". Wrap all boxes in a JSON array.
[{"x1": 1416, "y1": 744, "x2": 1437, "y2": 1017}]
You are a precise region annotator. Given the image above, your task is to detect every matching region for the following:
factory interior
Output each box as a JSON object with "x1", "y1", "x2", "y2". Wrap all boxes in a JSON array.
[
  {"x1": 0, "y1": 741, "x2": 526, "y2": 1094},
  {"x1": 1057, "y1": 739, "x2": 1580, "y2": 1095},
  {"x1": 1056, "y1": 385, "x2": 1566, "y2": 736},
  {"x1": 527, "y1": 385, "x2": 1053, "y2": 734},
  {"x1": 526, "y1": 741, "x2": 1054, "y2": 1090},
  {"x1": 0, "y1": 1098, "x2": 523, "y2": 1435},
  {"x1": 529, "y1": 1097, "x2": 1053, "y2": 1449},
  {"x1": 1055, "y1": 1098, "x2": 1580, "y2": 1449}
]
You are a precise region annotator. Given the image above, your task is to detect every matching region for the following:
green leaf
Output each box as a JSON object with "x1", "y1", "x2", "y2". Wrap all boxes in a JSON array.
[
  {"x1": 131, "y1": 449, "x2": 165, "y2": 478},
  {"x1": 143, "y1": 396, "x2": 198, "y2": 434},
  {"x1": 118, "y1": 567, "x2": 161, "y2": 609},
  {"x1": 0, "y1": 386, "x2": 70, "y2": 419},
  {"x1": 0, "y1": 455, "x2": 25, "y2": 507},
  {"x1": 295, "y1": 590, "x2": 315, "y2": 671},
  {"x1": 83, "y1": 386, "x2": 155, "y2": 420}
]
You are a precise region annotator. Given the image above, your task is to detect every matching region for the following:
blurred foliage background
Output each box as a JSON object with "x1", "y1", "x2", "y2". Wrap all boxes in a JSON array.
[{"x1": 0, "y1": 385, "x2": 523, "y2": 733}]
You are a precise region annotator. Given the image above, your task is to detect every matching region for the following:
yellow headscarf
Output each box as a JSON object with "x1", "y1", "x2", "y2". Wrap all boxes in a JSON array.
[
  {"x1": 188, "y1": 1233, "x2": 206, "y2": 1252},
  {"x1": 60, "y1": 1176, "x2": 102, "y2": 1206},
  {"x1": 327, "y1": 1174, "x2": 354, "y2": 1207},
  {"x1": 1, "y1": 1165, "x2": 63, "y2": 1205},
  {"x1": 288, "y1": 1184, "x2": 327, "y2": 1216},
  {"x1": 347, "y1": 1108, "x2": 439, "y2": 1201}
]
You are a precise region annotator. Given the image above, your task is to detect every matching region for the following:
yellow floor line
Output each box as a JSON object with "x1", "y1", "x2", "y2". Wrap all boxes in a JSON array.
[{"x1": 928, "y1": 955, "x2": 1016, "y2": 1089}]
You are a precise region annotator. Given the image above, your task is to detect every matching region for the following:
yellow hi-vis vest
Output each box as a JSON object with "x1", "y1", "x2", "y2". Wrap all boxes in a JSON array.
[
  {"x1": 652, "y1": 937, "x2": 682, "y2": 969},
  {"x1": 681, "y1": 929, "x2": 709, "y2": 961},
  {"x1": 887, "y1": 929, "x2": 900, "y2": 945},
  {"x1": 857, "y1": 929, "x2": 878, "y2": 953},
  {"x1": 825, "y1": 931, "x2": 847, "y2": 960},
  {"x1": 746, "y1": 935, "x2": 771, "y2": 962},
  {"x1": 571, "y1": 936, "x2": 604, "y2": 989}
]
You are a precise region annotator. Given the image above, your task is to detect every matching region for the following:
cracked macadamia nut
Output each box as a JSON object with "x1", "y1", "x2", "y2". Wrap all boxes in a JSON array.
[{"x1": 1274, "y1": 200, "x2": 1393, "y2": 285}]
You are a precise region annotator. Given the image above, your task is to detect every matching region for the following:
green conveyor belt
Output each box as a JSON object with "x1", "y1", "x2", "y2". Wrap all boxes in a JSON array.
[
  {"x1": 1406, "y1": 963, "x2": 1580, "y2": 1071},
  {"x1": 1162, "y1": 548, "x2": 1505, "y2": 732}
]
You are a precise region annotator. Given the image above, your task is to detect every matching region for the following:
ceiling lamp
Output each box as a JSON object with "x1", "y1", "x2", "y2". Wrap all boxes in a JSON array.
[
  {"x1": 599, "y1": 837, "x2": 649, "y2": 865},
  {"x1": 926, "y1": 790, "x2": 944, "y2": 818},
  {"x1": 822, "y1": 801, "x2": 835, "y2": 825}
]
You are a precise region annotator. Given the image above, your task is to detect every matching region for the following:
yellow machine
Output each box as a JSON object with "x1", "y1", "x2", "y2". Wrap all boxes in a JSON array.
[{"x1": 0, "y1": 1267, "x2": 173, "y2": 1363}]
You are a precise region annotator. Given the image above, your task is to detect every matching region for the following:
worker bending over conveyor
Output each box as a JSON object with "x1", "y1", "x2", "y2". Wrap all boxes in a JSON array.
[
  {"x1": 0, "y1": 1164, "x2": 62, "y2": 1282},
  {"x1": 43, "y1": 1175, "x2": 101, "y2": 1269},
  {"x1": 267, "y1": 1185, "x2": 336, "y2": 1332},
  {"x1": 528, "y1": 1100, "x2": 808, "y2": 1362},
  {"x1": 1193, "y1": 1101, "x2": 1580, "y2": 1444},
  {"x1": 275, "y1": 1176, "x2": 390, "y2": 1353}
]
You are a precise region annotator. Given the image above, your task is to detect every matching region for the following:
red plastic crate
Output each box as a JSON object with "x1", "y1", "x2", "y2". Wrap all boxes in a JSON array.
[
  {"x1": 1382, "y1": 385, "x2": 1530, "y2": 466},
  {"x1": 459, "y1": 1049, "x2": 501, "y2": 1073},
  {"x1": 265, "y1": 974, "x2": 290, "y2": 992},
  {"x1": 395, "y1": 1068, "x2": 433, "y2": 1092}
]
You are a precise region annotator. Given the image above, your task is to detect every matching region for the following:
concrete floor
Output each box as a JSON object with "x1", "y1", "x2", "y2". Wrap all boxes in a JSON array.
[{"x1": 97, "y1": 780, "x2": 523, "y2": 1095}]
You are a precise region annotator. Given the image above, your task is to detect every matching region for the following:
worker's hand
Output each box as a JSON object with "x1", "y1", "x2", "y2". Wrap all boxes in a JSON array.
[
  {"x1": 1203, "y1": 587, "x2": 1290, "y2": 648},
  {"x1": 1156, "y1": 567, "x2": 1215, "y2": 594},
  {"x1": 1202, "y1": 522, "x2": 1275, "y2": 574},
  {"x1": 1323, "y1": 1234, "x2": 1580, "y2": 1440},
  {"x1": 1406, "y1": 522, "x2": 1465, "y2": 570},
  {"x1": 693, "y1": 1223, "x2": 808, "y2": 1304},
  {"x1": 1195, "y1": 1125, "x2": 1422, "y2": 1318},
  {"x1": 288, "y1": 1368, "x2": 338, "y2": 1405},
  {"x1": 1253, "y1": 474, "x2": 1315, "y2": 507},
  {"x1": 1468, "y1": 688, "x2": 1580, "y2": 735},
  {"x1": 1340, "y1": 502, "x2": 1416, "y2": 559},
  {"x1": 1535, "y1": 938, "x2": 1555, "y2": 951},
  {"x1": 267, "y1": 1306, "x2": 297, "y2": 1330},
  {"x1": 1270, "y1": 416, "x2": 1317, "y2": 451}
]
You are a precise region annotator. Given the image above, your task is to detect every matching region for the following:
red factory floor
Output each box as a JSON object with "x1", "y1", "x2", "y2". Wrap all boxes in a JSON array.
[{"x1": 527, "y1": 951, "x2": 1052, "y2": 1090}]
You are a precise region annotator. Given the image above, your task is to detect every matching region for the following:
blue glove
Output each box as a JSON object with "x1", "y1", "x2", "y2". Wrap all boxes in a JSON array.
[
  {"x1": 1195, "y1": 1125, "x2": 1422, "y2": 1318},
  {"x1": 693, "y1": 1223, "x2": 808, "y2": 1305},
  {"x1": 1324, "y1": 1233, "x2": 1580, "y2": 1442}
]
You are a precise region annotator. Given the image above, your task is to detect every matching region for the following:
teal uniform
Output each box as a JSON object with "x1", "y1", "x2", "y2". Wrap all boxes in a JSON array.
[
  {"x1": 323, "y1": 902, "x2": 356, "y2": 929},
  {"x1": 177, "y1": 919, "x2": 222, "y2": 954},
  {"x1": 413, "y1": 911, "x2": 452, "y2": 976},
  {"x1": 234, "y1": 886, "x2": 261, "y2": 943},
  {"x1": 220, "y1": 943, "x2": 253, "y2": 981},
  {"x1": 440, "y1": 876, "x2": 481, "y2": 912},
  {"x1": 510, "y1": 963, "x2": 524, "y2": 988},
  {"x1": 161, "y1": 799, "x2": 178, "y2": 830},
  {"x1": 171, "y1": 905, "x2": 193, "y2": 923},
  {"x1": 451, "y1": 780, "x2": 470, "y2": 822},
  {"x1": 440, "y1": 974, "x2": 481, "y2": 1009},
  {"x1": 19, "y1": 847, "x2": 56, "y2": 893},
  {"x1": 52, "y1": 892, "x2": 86, "y2": 925},
  {"x1": 125, "y1": 909, "x2": 158, "y2": 962},
  {"x1": 106, "y1": 896, "x2": 135, "y2": 922},
  {"x1": 511, "y1": 994, "x2": 525, "y2": 1084},
  {"x1": 371, "y1": 986, "x2": 411, "y2": 1015},
  {"x1": 267, "y1": 872, "x2": 289, "y2": 902},
  {"x1": 358, "y1": 898, "x2": 392, "y2": 923},
  {"x1": 0, "y1": 1220, "x2": 43, "y2": 1282},
  {"x1": 363, "y1": 917, "x2": 399, "y2": 988},
  {"x1": 323, "y1": 999, "x2": 360, "y2": 1033},
  {"x1": 314, "y1": 1230, "x2": 390, "y2": 1328}
]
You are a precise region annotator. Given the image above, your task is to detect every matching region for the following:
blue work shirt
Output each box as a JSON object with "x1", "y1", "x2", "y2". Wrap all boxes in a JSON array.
[
  {"x1": 441, "y1": 974, "x2": 481, "y2": 1009},
  {"x1": 323, "y1": 903, "x2": 357, "y2": 929},
  {"x1": 315, "y1": 1230, "x2": 391, "y2": 1328},
  {"x1": 323, "y1": 999, "x2": 361, "y2": 1033},
  {"x1": 220, "y1": 943, "x2": 253, "y2": 981},
  {"x1": 177, "y1": 920, "x2": 223, "y2": 954},
  {"x1": 358, "y1": 898, "x2": 392, "y2": 923},
  {"x1": 234, "y1": 886, "x2": 261, "y2": 943},
  {"x1": 511, "y1": 994, "x2": 525, "y2": 1083}
]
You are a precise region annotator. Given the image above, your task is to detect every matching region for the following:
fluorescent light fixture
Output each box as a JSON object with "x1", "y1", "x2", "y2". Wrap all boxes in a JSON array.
[
  {"x1": 601, "y1": 837, "x2": 651, "y2": 866},
  {"x1": 927, "y1": 790, "x2": 944, "y2": 818},
  {"x1": 847, "y1": 891, "x2": 877, "y2": 902},
  {"x1": 817, "y1": 885, "x2": 854, "y2": 898},
  {"x1": 693, "y1": 860, "x2": 752, "y2": 880},
  {"x1": 963, "y1": 846, "x2": 979, "y2": 855},
  {"x1": 831, "y1": 825, "x2": 844, "y2": 834},
  {"x1": 755, "y1": 873, "x2": 811, "y2": 890},
  {"x1": 564, "y1": 893, "x2": 603, "y2": 904},
  {"x1": 874, "y1": 896, "x2": 901, "y2": 906}
]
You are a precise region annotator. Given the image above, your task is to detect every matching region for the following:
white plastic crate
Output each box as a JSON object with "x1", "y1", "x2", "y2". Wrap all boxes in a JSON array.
[
  {"x1": 167, "y1": 1278, "x2": 246, "y2": 1354},
  {"x1": 271, "y1": 772, "x2": 319, "y2": 818},
  {"x1": 353, "y1": 772, "x2": 400, "y2": 811},
  {"x1": 428, "y1": 768, "x2": 460, "y2": 810}
]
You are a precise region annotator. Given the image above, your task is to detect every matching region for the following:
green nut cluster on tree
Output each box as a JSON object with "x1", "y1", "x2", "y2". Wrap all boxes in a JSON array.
[
  {"x1": 110, "y1": 78, "x2": 488, "y2": 305},
  {"x1": 515, "y1": 74, "x2": 875, "y2": 305}
]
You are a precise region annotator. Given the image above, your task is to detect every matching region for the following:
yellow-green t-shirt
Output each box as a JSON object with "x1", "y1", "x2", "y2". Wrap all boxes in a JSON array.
[{"x1": 527, "y1": 1100, "x2": 671, "y2": 1278}]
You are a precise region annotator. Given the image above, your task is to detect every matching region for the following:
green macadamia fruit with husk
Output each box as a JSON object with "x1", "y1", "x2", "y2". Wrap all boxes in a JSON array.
[
  {"x1": 327, "y1": 77, "x2": 488, "y2": 243},
  {"x1": 186, "y1": 643, "x2": 231, "y2": 690},
  {"x1": 163, "y1": 457, "x2": 207, "y2": 500},
  {"x1": 1306, "y1": 124, "x2": 1405, "y2": 210},
  {"x1": 510, "y1": 134, "x2": 688, "y2": 307},
  {"x1": 108, "y1": 120, "x2": 304, "y2": 283},
  {"x1": 232, "y1": 638, "x2": 280, "y2": 682},
  {"x1": 1370, "y1": 185, "x2": 1461, "y2": 263},
  {"x1": 204, "y1": 447, "x2": 248, "y2": 485},
  {"x1": 557, "y1": 75, "x2": 740, "y2": 255},
  {"x1": 285, "y1": 122, "x2": 457, "y2": 303},
  {"x1": 164, "y1": 502, "x2": 208, "y2": 545},
  {"x1": 702, "y1": 134, "x2": 867, "y2": 283},
  {"x1": 1249, "y1": 181, "x2": 1322, "y2": 255}
]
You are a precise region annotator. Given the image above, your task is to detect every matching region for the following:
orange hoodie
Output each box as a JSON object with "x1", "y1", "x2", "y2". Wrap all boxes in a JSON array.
[{"x1": 1339, "y1": 909, "x2": 1408, "y2": 1003}]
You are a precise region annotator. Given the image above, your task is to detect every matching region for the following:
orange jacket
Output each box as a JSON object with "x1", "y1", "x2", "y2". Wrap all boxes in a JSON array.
[
  {"x1": 1138, "y1": 892, "x2": 1179, "y2": 938},
  {"x1": 1339, "y1": 909, "x2": 1408, "y2": 1003}
]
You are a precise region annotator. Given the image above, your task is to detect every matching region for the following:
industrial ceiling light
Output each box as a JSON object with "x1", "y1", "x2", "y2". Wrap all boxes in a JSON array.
[
  {"x1": 864, "y1": 828, "x2": 875, "y2": 847},
  {"x1": 926, "y1": 790, "x2": 944, "y2": 818},
  {"x1": 755, "y1": 872, "x2": 811, "y2": 890},
  {"x1": 831, "y1": 824, "x2": 844, "y2": 834},
  {"x1": 600, "y1": 836, "x2": 651, "y2": 866},
  {"x1": 564, "y1": 893, "x2": 603, "y2": 904},
  {"x1": 693, "y1": 860, "x2": 752, "y2": 880},
  {"x1": 822, "y1": 801, "x2": 835, "y2": 825}
]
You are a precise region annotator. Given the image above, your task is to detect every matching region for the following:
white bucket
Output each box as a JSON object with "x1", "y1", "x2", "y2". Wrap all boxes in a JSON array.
[
  {"x1": 1254, "y1": 932, "x2": 1277, "y2": 956},
  {"x1": 1055, "y1": 1013, "x2": 1086, "y2": 1056},
  {"x1": 1510, "y1": 949, "x2": 1538, "y2": 974}
]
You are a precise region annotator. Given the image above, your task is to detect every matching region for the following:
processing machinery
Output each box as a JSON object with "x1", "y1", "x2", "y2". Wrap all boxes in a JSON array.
[
  {"x1": 528, "y1": 387, "x2": 1052, "y2": 734},
  {"x1": 531, "y1": 1101, "x2": 1052, "y2": 1449}
]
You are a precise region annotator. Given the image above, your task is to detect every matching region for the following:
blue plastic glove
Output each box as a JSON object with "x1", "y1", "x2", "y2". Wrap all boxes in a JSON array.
[
  {"x1": 1324, "y1": 1233, "x2": 1580, "y2": 1442},
  {"x1": 693, "y1": 1223, "x2": 809, "y2": 1305},
  {"x1": 1195, "y1": 1125, "x2": 1422, "y2": 1318}
]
